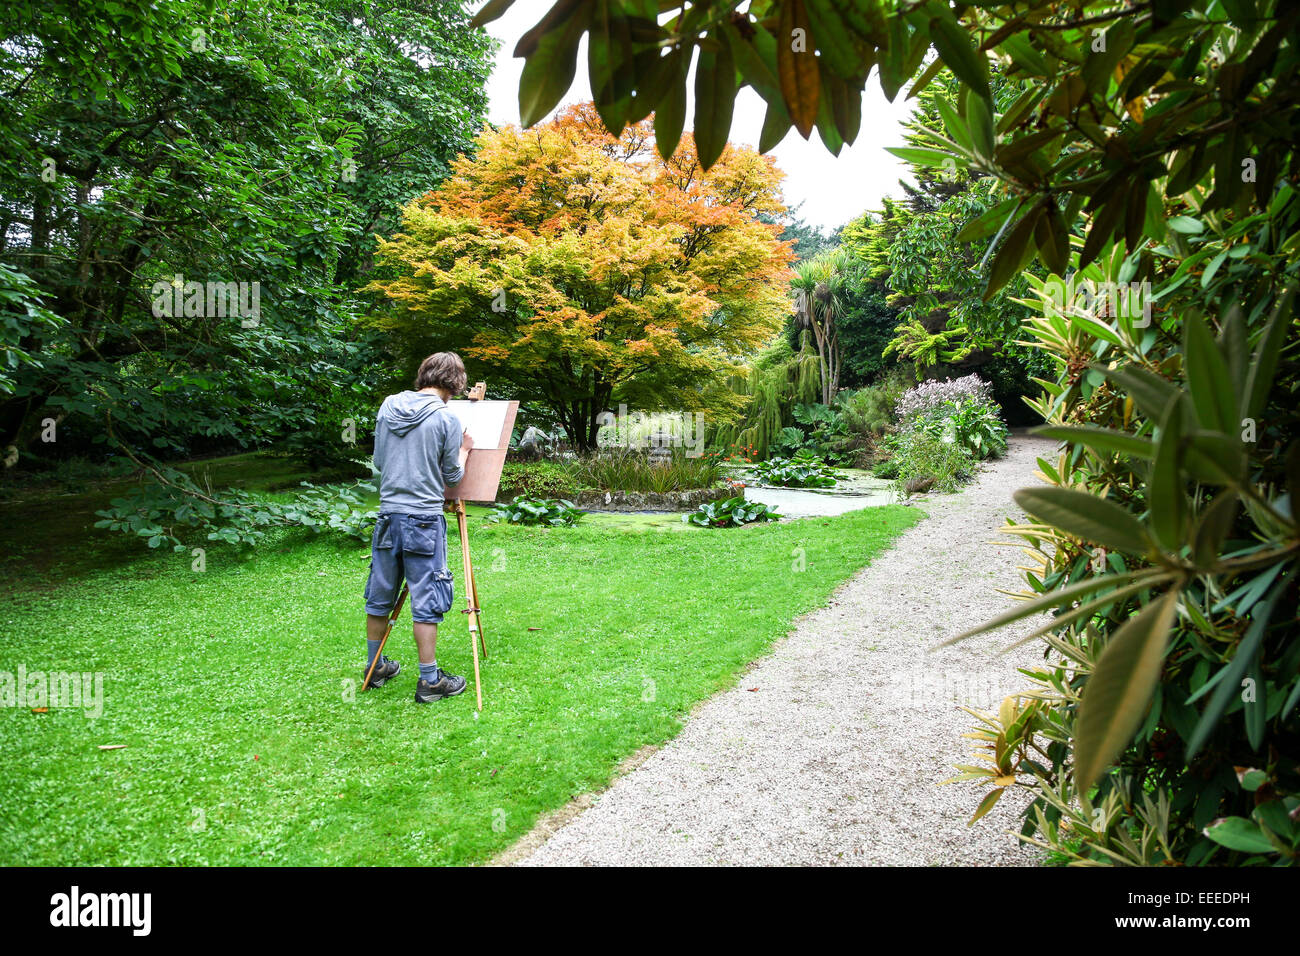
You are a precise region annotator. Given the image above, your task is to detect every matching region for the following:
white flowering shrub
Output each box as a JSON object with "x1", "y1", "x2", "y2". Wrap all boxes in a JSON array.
[
  {"x1": 894, "y1": 373, "x2": 996, "y2": 422},
  {"x1": 877, "y1": 374, "x2": 1008, "y2": 493}
]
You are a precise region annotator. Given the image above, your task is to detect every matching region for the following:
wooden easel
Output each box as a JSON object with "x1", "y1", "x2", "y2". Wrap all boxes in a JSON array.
[{"x1": 449, "y1": 496, "x2": 487, "y2": 710}]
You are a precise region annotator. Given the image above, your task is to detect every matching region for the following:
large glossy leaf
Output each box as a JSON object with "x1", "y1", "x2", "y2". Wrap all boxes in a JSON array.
[
  {"x1": 1218, "y1": 303, "x2": 1248, "y2": 394},
  {"x1": 588, "y1": 0, "x2": 635, "y2": 136},
  {"x1": 1183, "y1": 310, "x2": 1237, "y2": 434},
  {"x1": 1079, "y1": 193, "x2": 1124, "y2": 269},
  {"x1": 933, "y1": 95, "x2": 971, "y2": 152},
  {"x1": 1244, "y1": 285, "x2": 1297, "y2": 420},
  {"x1": 906, "y1": 55, "x2": 945, "y2": 100},
  {"x1": 777, "y1": 0, "x2": 819, "y2": 137},
  {"x1": 1244, "y1": 656, "x2": 1266, "y2": 750},
  {"x1": 1014, "y1": 487, "x2": 1152, "y2": 555},
  {"x1": 725, "y1": 22, "x2": 780, "y2": 102},
  {"x1": 1203, "y1": 817, "x2": 1276, "y2": 855},
  {"x1": 1184, "y1": 430, "x2": 1247, "y2": 486},
  {"x1": 626, "y1": 46, "x2": 677, "y2": 123},
  {"x1": 968, "y1": 785, "x2": 1004, "y2": 825},
  {"x1": 1074, "y1": 588, "x2": 1181, "y2": 793},
  {"x1": 653, "y1": 50, "x2": 687, "y2": 160},
  {"x1": 984, "y1": 204, "x2": 1041, "y2": 299},
  {"x1": 955, "y1": 197, "x2": 1020, "y2": 243},
  {"x1": 1032, "y1": 425, "x2": 1155, "y2": 459},
  {"x1": 1034, "y1": 201, "x2": 1070, "y2": 276},
  {"x1": 964, "y1": 86, "x2": 995, "y2": 160},
  {"x1": 1148, "y1": 394, "x2": 1187, "y2": 551},
  {"x1": 802, "y1": 0, "x2": 861, "y2": 77},
  {"x1": 518, "y1": 8, "x2": 589, "y2": 127},
  {"x1": 513, "y1": 0, "x2": 585, "y2": 58},
  {"x1": 758, "y1": 98, "x2": 792, "y2": 153},
  {"x1": 1190, "y1": 491, "x2": 1240, "y2": 570},
  {"x1": 470, "y1": 0, "x2": 518, "y2": 29},
  {"x1": 945, "y1": 568, "x2": 1172, "y2": 644},
  {"x1": 694, "y1": 38, "x2": 736, "y2": 169},
  {"x1": 1123, "y1": 177, "x2": 1148, "y2": 252},
  {"x1": 1100, "y1": 364, "x2": 1184, "y2": 424},
  {"x1": 885, "y1": 146, "x2": 959, "y2": 168},
  {"x1": 1080, "y1": 17, "x2": 1134, "y2": 92},
  {"x1": 928, "y1": 14, "x2": 989, "y2": 98},
  {"x1": 813, "y1": 65, "x2": 845, "y2": 155}
]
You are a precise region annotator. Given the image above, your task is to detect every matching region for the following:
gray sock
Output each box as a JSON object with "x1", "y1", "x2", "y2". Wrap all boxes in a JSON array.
[
  {"x1": 419, "y1": 661, "x2": 440, "y2": 684},
  {"x1": 366, "y1": 639, "x2": 383, "y2": 668}
]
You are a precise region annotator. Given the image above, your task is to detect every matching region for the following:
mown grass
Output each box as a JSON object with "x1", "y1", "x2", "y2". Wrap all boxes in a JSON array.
[{"x1": 0, "y1": 453, "x2": 922, "y2": 865}]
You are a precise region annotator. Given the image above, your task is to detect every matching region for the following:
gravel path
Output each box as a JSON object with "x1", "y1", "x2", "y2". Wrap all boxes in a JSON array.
[{"x1": 516, "y1": 435, "x2": 1054, "y2": 866}]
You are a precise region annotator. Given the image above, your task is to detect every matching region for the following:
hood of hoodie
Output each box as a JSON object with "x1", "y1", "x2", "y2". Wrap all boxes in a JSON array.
[{"x1": 379, "y1": 390, "x2": 445, "y2": 437}]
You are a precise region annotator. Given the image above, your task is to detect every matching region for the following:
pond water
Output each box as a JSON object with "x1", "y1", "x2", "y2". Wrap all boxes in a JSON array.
[
  {"x1": 575, "y1": 468, "x2": 902, "y2": 523},
  {"x1": 736, "y1": 467, "x2": 901, "y2": 519}
]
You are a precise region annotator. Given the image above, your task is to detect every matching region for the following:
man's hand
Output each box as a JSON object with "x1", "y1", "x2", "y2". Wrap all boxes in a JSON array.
[{"x1": 458, "y1": 426, "x2": 472, "y2": 470}]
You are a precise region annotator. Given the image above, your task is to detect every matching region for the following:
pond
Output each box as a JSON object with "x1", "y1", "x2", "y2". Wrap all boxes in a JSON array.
[{"x1": 734, "y1": 467, "x2": 901, "y2": 519}]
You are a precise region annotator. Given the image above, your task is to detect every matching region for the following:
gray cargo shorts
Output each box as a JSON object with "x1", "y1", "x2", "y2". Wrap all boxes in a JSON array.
[{"x1": 363, "y1": 512, "x2": 455, "y2": 624}]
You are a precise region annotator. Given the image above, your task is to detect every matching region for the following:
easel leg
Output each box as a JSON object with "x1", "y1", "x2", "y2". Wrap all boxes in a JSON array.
[
  {"x1": 362, "y1": 585, "x2": 407, "y2": 692},
  {"x1": 455, "y1": 500, "x2": 484, "y2": 711},
  {"x1": 471, "y1": 565, "x2": 487, "y2": 659}
]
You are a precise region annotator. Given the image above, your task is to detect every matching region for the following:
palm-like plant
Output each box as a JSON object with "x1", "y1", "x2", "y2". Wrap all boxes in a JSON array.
[{"x1": 790, "y1": 249, "x2": 859, "y2": 406}]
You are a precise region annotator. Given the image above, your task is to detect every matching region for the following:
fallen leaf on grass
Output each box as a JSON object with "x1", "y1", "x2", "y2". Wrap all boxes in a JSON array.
[{"x1": 30, "y1": 707, "x2": 48, "y2": 714}]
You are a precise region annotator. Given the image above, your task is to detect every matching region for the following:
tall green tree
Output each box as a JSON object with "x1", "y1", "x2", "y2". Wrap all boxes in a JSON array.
[
  {"x1": 1, "y1": 0, "x2": 493, "y2": 549},
  {"x1": 1, "y1": 0, "x2": 493, "y2": 463},
  {"x1": 790, "y1": 248, "x2": 860, "y2": 404}
]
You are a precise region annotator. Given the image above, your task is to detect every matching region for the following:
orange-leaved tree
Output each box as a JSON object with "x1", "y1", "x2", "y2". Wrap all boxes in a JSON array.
[{"x1": 363, "y1": 103, "x2": 793, "y2": 450}]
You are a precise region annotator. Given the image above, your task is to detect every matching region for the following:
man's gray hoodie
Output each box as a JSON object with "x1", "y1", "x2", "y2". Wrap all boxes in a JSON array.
[{"x1": 373, "y1": 391, "x2": 464, "y2": 514}]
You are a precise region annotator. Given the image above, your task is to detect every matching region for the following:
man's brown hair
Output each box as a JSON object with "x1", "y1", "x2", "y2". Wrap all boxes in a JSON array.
[{"x1": 414, "y1": 352, "x2": 467, "y2": 395}]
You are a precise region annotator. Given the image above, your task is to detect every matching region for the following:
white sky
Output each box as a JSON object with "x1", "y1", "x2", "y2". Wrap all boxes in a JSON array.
[{"x1": 482, "y1": 3, "x2": 916, "y2": 232}]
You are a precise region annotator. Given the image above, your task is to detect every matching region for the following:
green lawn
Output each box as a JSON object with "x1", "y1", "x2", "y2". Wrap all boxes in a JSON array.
[{"x1": 1, "y1": 464, "x2": 921, "y2": 865}]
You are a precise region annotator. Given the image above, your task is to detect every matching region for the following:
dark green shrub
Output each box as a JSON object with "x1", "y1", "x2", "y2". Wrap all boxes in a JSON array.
[
  {"x1": 839, "y1": 368, "x2": 915, "y2": 439},
  {"x1": 498, "y1": 461, "x2": 580, "y2": 500},
  {"x1": 953, "y1": 277, "x2": 1299, "y2": 866},
  {"x1": 872, "y1": 456, "x2": 900, "y2": 480}
]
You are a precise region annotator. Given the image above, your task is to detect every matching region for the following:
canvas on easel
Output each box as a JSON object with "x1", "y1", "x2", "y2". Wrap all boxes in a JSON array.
[{"x1": 444, "y1": 400, "x2": 518, "y2": 504}]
